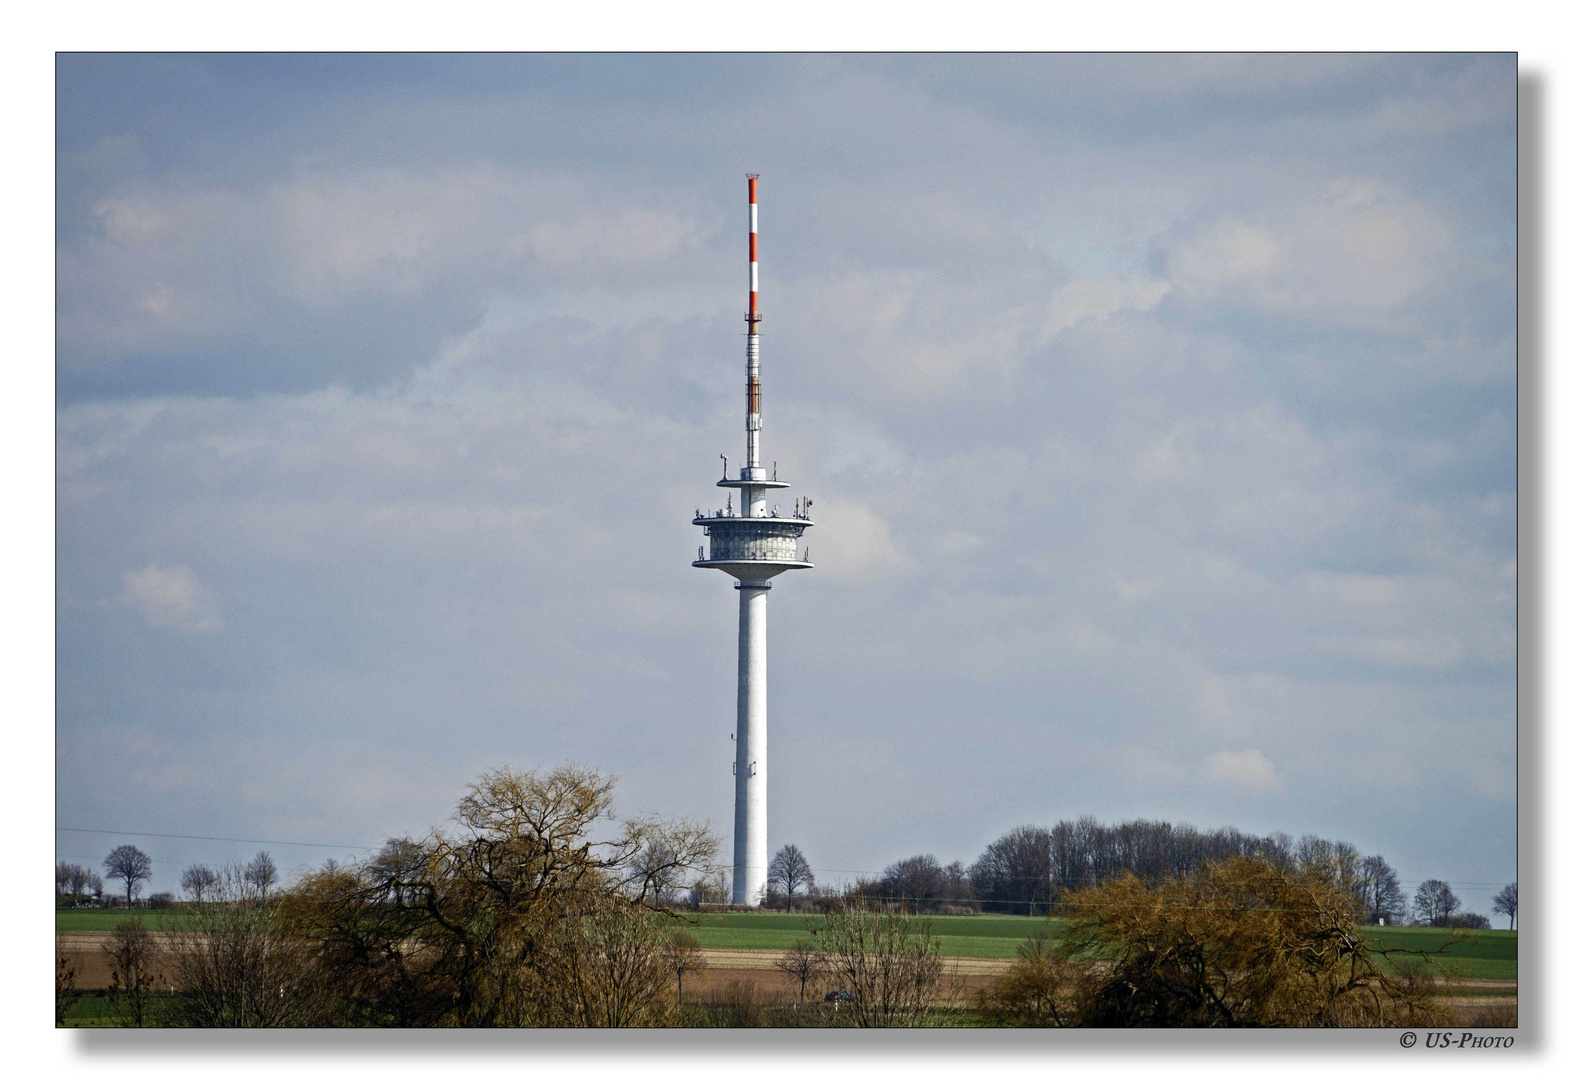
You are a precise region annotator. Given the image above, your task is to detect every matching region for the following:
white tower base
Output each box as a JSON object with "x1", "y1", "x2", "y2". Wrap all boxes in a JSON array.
[{"x1": 733, "y1": 580, "x2": 769, "y2": 906}]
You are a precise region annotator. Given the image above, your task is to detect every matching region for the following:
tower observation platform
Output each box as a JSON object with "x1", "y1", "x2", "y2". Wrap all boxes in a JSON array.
[
  {"x1": 691, "y1": 175, "x2": 814, "y2": 907},
  {"x1": 692, "y1": 489, "x2": 814, "y2": 574}
]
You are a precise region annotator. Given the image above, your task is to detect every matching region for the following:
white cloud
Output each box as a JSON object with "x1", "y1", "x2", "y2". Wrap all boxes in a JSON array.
[
  {"x1": 58, "y1": 167, "x2": 723, "y2": 369},
  {"x1": 802, "y1": 498, "x2": 915, "y2": 582},
  {"x1": 274, "y1": 168, "x2": 717, "y2": 302},
  {"x1": 1205, "y1": 749, "x2": 1280, "y2": 793},
  {"x1": 58, "y1": 189, "x2": 260, "y2": 354},
  {"x1": 788, "y1": 270, "x2": 1021, "y2": 397},
  {"x1": 1039, "y1": 277, "x2": 1171, "y2": 341},
  {"x1": 1110, "y1": 570, "x2": 1163, "y2": 602},
  {"x1": 1165, "y1": 179, "x2": 1459, "y2": 326},
  {"x1": 122, "y1": 562, "x2": 222, "y2": 631}
]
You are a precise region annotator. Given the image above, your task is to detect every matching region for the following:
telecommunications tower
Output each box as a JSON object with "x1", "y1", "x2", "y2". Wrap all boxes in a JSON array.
[{"x1": 692, "y1": 175, "x2": 814, "y2": 907}]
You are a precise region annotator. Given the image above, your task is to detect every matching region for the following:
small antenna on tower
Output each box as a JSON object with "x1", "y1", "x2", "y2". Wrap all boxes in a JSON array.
[{"x1": 721, "y1": 453, "x2": 728, "y2": 479}]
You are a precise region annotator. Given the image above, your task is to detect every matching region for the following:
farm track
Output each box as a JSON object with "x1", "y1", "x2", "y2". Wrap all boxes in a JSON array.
[{"x1": 702, "y1": 947, "x2": 1014, "y2": 975}]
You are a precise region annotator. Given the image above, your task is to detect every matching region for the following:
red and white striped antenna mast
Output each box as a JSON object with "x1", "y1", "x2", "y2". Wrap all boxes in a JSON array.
[{"x1": 745, "y1": 173, "x2": 762, "y2": 477}]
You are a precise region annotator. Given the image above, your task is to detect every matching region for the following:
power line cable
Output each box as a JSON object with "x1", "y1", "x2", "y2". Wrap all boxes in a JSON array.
[{"x1": 56, "y1": 826, "x2": 370, "y2": 851}]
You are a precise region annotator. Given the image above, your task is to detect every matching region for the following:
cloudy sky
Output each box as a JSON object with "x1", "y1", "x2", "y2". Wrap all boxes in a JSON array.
[{"x1": 55, "y1": 53, "x2": 1517, "y2": 919}]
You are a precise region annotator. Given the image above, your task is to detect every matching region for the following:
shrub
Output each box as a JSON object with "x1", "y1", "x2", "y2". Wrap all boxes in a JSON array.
[
  {"x1": 1058, "y1": 856, "x2": 1455, "y2": 1027},
  {"x1": 56, "y1": 955, "x2": 83, "y2": 1027},
  {"x1": 975, "y1": 926, "x2": 1080, "y2": 1026}
]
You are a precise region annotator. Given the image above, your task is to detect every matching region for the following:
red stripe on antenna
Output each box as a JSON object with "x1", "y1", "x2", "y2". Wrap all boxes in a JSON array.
[{"x1": 746, "y1": 174, "x2": 760, "y2": 327}]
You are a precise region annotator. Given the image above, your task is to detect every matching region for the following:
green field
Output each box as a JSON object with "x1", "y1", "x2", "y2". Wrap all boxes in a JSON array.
[
  {"x1": 56, "y1": 908, "x2": 197, "y2": 932},
  {"x1": 57, "y1": 991, "x2": 126, "y2": 1028},
  {"x1": 57, "y1": 907, "x2": 1516, "y2": 981},
  {"x1": 673, "y1": 912, "x2": 1516, "y2": 979},
  {"x1": 678, "y1": 911, "x2": 1048, "y2": 958},
  {"x1": 1360, "y1": 925, "x2": 1519, "y2": 981}
]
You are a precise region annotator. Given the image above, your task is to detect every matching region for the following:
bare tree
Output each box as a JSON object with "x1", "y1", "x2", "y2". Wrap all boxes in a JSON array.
[
  {"x1": 969, "y1": 825, "x2": 1057, "y2": 915},
  {"x1": 103, "y1": 916, "x2": 163, "y2": 1026},
  {"x1": 57, "y1": 862, "x2": 92, "y2": 902},
  {"x1": 661, "y1": 928, "x2": 708, "y2": 1004},
  {"x1": 876, "y1": 855, "x2": 976, "y2": 913},
  {"x1": 771, "y1": 939, "x2": 826, "y2": 1003},
  {"x1": 367, "y1": 837, "x2": 424, "y2": 908},
  {"x1": 87, "y1": 871, "x2": 104, "y2": 902},
  {"x1": 636, "y1": 839, "x2": 685, "y2": 906},
  {"x1": 687, "y1": 878, "x2": 729, "y2": 909},
  {"x1": 1492, "y1": 882, "x2": 1517, "y2": 930},
  {"x1": 937, "y1": 860, "x2": 976, "y2": 910},
  {"x1": 181, "y1": 863, "x2": 219, "y2": 903},
  {"x1": 165, "y1": 863, "x2": 331, "y2": 1027},
  {"x1": 811, "y1": 903, "x2": 946, "y2": 1027},
  {"x1": 879, "y1": 854, "x2": 945, "y2": 913},
  {"x1": 1355, "y1": 854, "x2": 1406, "y2": 925},
  {"x1": 245, "y1": 851, "x2": 279, "y2": 901},
  {"x1": 103, "y1": 845, "x2": 152, "y2": 907},
  {"x1": 1413, "y1": 879, "x2": 1461, "y2": 927},
  {"x1": 767, "y1": 844, "x2": 815, "y2": 912}
]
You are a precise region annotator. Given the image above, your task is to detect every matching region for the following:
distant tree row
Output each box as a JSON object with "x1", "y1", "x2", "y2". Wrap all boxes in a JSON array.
[
  {"x1": 56, "y1": 845, "x2": 152, "y2": 907},
  {"x1": 759, "y1": 819, "x2": 1514, "y2": 929},
  {"x1": 960, "y1": 819, "x2": 1394, "y2": 918},
  {"x1": 55, "y1": 862, "x2": 103, "y2": 903},
  {"x1": 56, "y1": 846, "x2": 280, "y2": 908}
]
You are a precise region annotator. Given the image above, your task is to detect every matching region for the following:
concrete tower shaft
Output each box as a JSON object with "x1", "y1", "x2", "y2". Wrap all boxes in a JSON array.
[
  {"x1": 734, "y1": 581, "x2": 767, "y2": 903},
  {"x1": 691, "y1": 174, "x2": 814, "y2": 907}
]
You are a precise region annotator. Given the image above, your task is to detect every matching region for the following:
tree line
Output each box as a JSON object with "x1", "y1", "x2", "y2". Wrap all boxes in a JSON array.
[
  {"x1": 58, "y1": 818, "x2": 1518, "y2": 934},
  {"x1": 58, "y1": 848, "x2": 281, "y2": 909},
  {"x1": 763, "y1": 817, "x2": 1515, "y2": 930},
  {"x1": 55, "y1": 762, "x2": 1517, "y2": 1029}
]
